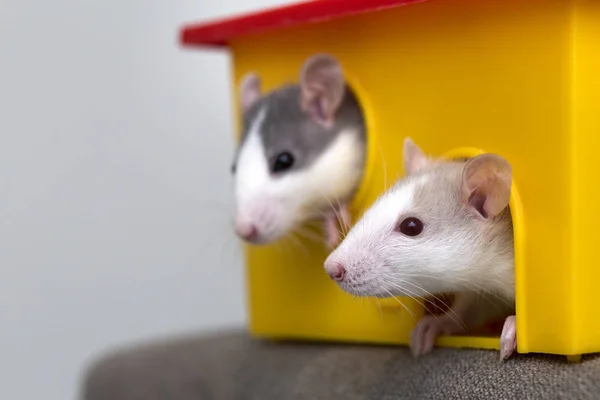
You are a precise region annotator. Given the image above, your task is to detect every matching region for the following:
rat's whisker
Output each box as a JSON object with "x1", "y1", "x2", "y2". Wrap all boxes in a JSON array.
[
  {"x1": 383, "y1": 282, "x2": 448, "y2": 329},
  {"x1": 339, "y1": 203, "x2": 352, "y2": 236},
  {"x1": 294, "y1": 226, "x2": 322, "y2": 243},
  {"x1": 374, "y1": 295, "x2": 384, "y2": 322},
  {"x1": 288, "y1": 231, "x2": 309, "y2": 256},
  {"x1": 381, "y1": 287, "x2": 417, "y2": 323},
  {"x1": 390, "y1": 280, "x2": 467, "y2": 332},
  {"x1": 397, "y1": 272, "x2": 513, "y2": 309},
  {"x1": 386, "y1": 281, "x2": 467, "y2": 331},
  {"x1": 333, "y1": 196, "x2": 350, "y2": 236}
]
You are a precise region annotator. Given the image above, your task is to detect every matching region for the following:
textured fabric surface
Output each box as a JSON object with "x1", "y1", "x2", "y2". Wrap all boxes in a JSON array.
[{"x1": 81, "y1": 329, "x2": 600, "y2": 400}]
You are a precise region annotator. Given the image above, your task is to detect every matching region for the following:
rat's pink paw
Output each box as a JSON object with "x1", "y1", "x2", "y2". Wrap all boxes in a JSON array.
[
  {"x1": 323, "y1": 205, "x2": 352, "y2": 250},
  {"x1": 323, "y1": 213, "x2": 341, "y2": 250},
  {"x1": 410, "y1": 315, "x2": 446, "y2": 357},
  {"x1": 500, "y1": 315, "x2": 517, "y2": 361},
  {"x1": 339, "y1": 204, "x2": 351, "y2": 233}
]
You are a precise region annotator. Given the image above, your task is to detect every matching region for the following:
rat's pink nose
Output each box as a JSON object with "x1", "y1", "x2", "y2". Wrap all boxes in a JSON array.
[
  {"x1": 326, "y1": 262, "x2": 346, "y2": 282},
  {"x1": 236, "y1": 223, "x2": 258, "y2": 241}
]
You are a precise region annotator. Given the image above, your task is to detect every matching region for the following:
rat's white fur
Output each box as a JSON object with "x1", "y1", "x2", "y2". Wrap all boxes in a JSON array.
[
  {"x1": 234, "y1": 106, "x2": 364, "y2": 244},
  {"x1": 325, "y1": 138, "x2": 517, "y2": 358},
  {"x1": 325, "y1": 152, "x2": 515, "y2": 305}
]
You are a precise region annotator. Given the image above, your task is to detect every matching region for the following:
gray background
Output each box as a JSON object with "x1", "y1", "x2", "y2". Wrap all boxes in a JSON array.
[{"x1": 0, "y1": 0, "x2": 291, "y2": 398}]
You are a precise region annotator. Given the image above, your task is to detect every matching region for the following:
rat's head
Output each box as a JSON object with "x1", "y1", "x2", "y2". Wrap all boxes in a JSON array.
[
  {"x1": 231, "y1": 54, "x2": 366, "y2": 244},
  {"x1": 324, "y1": 138, "x2": 514, "y2": 298}
]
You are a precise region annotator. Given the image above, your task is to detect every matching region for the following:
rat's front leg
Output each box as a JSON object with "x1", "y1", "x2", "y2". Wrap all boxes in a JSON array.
[{"x1": 410, "y1": 293, "x2": 472, "y2": 357}]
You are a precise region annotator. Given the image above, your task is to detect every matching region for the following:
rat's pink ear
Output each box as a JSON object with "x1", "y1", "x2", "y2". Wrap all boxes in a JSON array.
[
  {"x1": 299, "y1": 54, "x2": 346, "y2": 127},
  {"x1": 239, "y1": 72, "x2": 262, "y2": 112},
  {"x1": 403, "y1": 137, "x2": 430, "y2": 175},
  {"x1": 461, "y1": 154, "x2": 512, "y2": 219}
]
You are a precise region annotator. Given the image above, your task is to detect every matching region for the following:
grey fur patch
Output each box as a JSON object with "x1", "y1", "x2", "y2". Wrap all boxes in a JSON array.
[{"x1": 233, "y1": 83, "x2": 366, "y2": 176}]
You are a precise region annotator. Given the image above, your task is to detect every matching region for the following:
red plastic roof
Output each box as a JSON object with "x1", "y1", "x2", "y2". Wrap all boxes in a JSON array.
[{"x1": 180, "y1": 0, "x2": 427, "y2": 48}]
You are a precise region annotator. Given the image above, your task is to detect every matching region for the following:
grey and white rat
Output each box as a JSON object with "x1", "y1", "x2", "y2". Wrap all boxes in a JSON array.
[
  {"x1": 231, "y1": 54, "x2": 366, "y2": 248},
  {"x1": 324, "y1": 137, "x2": 517, "y2": 360}
]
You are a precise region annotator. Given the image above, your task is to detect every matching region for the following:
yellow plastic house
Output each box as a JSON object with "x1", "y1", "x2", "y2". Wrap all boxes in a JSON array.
[{"x1": 180, "y1": 0, "x2": 600, "y2": 360}]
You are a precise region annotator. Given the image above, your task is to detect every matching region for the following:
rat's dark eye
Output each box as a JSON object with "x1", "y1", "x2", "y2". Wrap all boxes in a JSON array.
[
  {"x1": 231, "y1": 164, "x2": 236, "y2": 174},
  {"x1": 398, "y1": 217, "x2": 423, "y2": 237},
  {"x1": 272, "y1": 152, "x2": 294, "y2": 173}
]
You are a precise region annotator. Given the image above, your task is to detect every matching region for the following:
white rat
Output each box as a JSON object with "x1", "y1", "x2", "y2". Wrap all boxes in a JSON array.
[
  {"x1": 231, "y1": 54, "x2": 366, "y2": 248},
  {"x1": 324, "y1": 137, "x2": 517, "y2": 360}
]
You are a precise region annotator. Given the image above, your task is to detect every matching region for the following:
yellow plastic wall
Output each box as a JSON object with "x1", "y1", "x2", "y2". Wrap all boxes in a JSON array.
[
  {"x1": 571, "y1": 0, "x2": 600, "y2": 356},
  {"x1": 227, "y1": 0, "x2": 600, "y2": 356}
]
